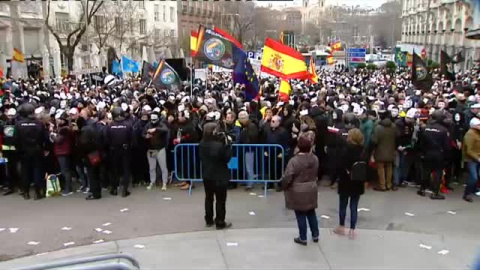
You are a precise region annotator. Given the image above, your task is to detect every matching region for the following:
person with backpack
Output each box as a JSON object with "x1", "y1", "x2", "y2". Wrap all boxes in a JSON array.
[{"x1": 334, "y1": 128, "x2": 366, "y2": 239}]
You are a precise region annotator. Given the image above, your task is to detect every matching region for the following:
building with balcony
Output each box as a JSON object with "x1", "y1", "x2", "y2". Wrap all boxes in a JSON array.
[{"x1": 401, "y1": 0, "x2": 478, "y2": 70}]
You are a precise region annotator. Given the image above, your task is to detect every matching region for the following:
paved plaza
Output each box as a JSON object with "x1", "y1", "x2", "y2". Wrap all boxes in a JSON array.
[{"x1": 0, "y1": 183, "x2": 479, "y2": 269}]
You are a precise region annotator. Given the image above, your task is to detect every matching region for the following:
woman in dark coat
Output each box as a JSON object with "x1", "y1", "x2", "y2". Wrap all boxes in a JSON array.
[
  {"x1": 334, "y1": 128, "x2": 365, "y2": 239},
  {"x1": 282, "y1": 134, "x2": 319, "y2": 246}
]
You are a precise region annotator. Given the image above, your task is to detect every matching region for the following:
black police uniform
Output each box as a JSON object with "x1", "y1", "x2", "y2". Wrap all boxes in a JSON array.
[
  {"x1": 14, "y1": 115, "x2": 47, "y2": 199},
  {"x1": 417, "y1": 120, "x2": 450, "y2": 198},
  {"x1": 1, "y1": 118, "x2": 19, "y2": 195},
  {"x1": 107, "y1": 116, "x2": 133, "y2": 197}
]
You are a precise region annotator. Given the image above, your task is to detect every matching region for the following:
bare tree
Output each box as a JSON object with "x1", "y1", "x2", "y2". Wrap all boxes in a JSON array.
[{"x1": 45, "y1": 0, "x2": 104, "y2": 71}]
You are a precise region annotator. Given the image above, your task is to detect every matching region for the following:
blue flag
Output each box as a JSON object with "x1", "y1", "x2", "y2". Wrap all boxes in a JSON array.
[
  {"x1": 233, "y1": 46, "x2": 260, "y2": 101},
  {"x1": 122, "y1": 55, "x2": 140, "y2": 73},
  {"x1": 111, "y1": 60, "x2": 121, "y2": 75}
]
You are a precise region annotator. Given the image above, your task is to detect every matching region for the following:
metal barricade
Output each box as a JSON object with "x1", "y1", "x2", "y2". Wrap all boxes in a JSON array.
[
  {"x1": 19, "y1": 254, "x2": 140, "y2": 270},
  {"x1": 174, "y1": 144, "x2": 285, "y2": 196}
]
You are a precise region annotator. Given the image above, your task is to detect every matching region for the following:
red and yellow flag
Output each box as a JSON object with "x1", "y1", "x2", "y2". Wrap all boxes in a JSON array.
[
  {"x1": 326, "y1": 54, "x2": 334, "y2": 65},
  {"x1": 309, "y1": 57, "x2": 318, "y2": 84},
  {"x1": 331, "y1": 42, "x2": 342, "y2": 52},
  {"x1": 190, "y1": 31, "x2": 199, "y2": 56},
  {"x1": 260, "y1": 38, "x2": 310, "y2": 80},
  {"x1": 0, "y1": 67, "x2": 4, "y2": 78},
  {"x1": 13, "y1": 48, "x2": 24, "y2": 63},
  {"x1": 279, "y1": 79, "x2": 291, "y2": 102},
  {"x1": 213, "y1": 27, "x2": 243, "y2": 49}
]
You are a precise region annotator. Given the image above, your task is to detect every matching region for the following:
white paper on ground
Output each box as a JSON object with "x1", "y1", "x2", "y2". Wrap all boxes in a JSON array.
[
  {"x1": 405, "y1": 212, "x2": 415, "y2": 217},
  {"x1": 249, "y1": 211, "x2": 256, "y2": 216},
  {"x1": 258, "y1": 195, "x2": 264, "y2": 198},
  {"x1": 0, "y1": 228, "x2": 5, "y2": 233},
  {"x1": 93, "y1": 239, "x2": 104, "y2": 244},
  {"x1": 320, "y1": 215, "x2": 330, "y2": 219},
  {"x1": 63, "y1": 242, "x2": 75, "y2": 247},
  {"x1": 27, "y1": 241, "x2": 40, "y2": 246},
  {"x1": 447, "y1": 211, "x2": 456, "y2": 215},
  {"x1": 249, "y1": 192, "x2": 257, "y2": 196},
  {"x1": 102, "y1": 230, "x2": 112, "y2": 235},
  {"x1": 134, "y1": 244, "x2": 145, "y2": 249},
  {"x1": 61, "y1": 226, "x2": 72, "y2": 231},
  {"x1": 357, "y1": 208, "x2": 371, "y2": 212},
  {"x1": 120, "y1": 208, "x2": 129, "y2": 212},
  {"x1": 438, "y1": 249, "x2": 449, "y2": 255},
  {"x1": 419, "y1": 244, "x2": 432, "y2": 250},
  {"x1": 226, "y1": 242, "x2": 238, "y2": 247},
  {"x1": 102, "y1": 223, "x2": 111, "y2": 227},
  {"x1": 163, "y1": 197, "x2": 172, "y2": 201},
  {"x1": 9, "y1": 228, "x2": 19, "y2": 233},
  {"x1": 36, "y1": 252, "x2": 48, "y2": 257},
  {"x1": 94, "y1": 228, "x2": 103, "y2": 232}
]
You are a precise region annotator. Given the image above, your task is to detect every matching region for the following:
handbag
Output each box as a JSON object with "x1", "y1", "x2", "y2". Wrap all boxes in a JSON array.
[{"x1": 88, "y1": 150, "x2": 102, "y2": 166}]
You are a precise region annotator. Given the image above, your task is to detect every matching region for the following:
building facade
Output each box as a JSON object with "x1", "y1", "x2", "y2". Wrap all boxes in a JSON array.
[
  {"x1": 0, "y1": 0, "x2": 179, "y2": 77},
  {"x1": 401, "y1": 0, "x2": 478, "y2": 70}
]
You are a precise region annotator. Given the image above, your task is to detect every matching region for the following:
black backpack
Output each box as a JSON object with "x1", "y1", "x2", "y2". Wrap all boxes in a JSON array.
[{"x1": 350, "y1": 161, "x2": 367, "y2": 182}]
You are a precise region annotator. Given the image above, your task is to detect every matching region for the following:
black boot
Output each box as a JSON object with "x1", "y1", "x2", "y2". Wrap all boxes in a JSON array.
[
  {"x1": 430, "y1": 193, "x2": 445, "y2": 200},
  {"x1": 23, "y1": 191, "x2": 30, "y2": 200},
  {"x1": 3, "y1": 189, "x2": 14, "y2": 196},
  {"x1": 417, "y1": 190, "x2": 426, "y2": 197},
  {"x1": 121, "y1": 189, "x2": 130, "y2": 198},
  {"x1": 110, "y1": 188, "x2": 118, "y2": 196},
  {"x1": 34, "y1": 189, "x2": 44, "y2": 200},
  {"x1": 216, "y1": 222, "x2": 232, "y2": 230}
]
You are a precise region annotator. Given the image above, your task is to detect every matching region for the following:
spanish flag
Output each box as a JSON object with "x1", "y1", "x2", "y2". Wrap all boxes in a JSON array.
[
  {"x1": 261, "y1": 38, "x2": 310, "y2": 80},
  {"x1": 309, "y1": 57, "x2": 318, "y2": 84},
  {"x1": 13, "y1": 48, "x2": 24, "y2": 63},
  {"x1": 327, "y1": 54, "x2": 334, "y2": 65},
  {"x1": 190, "y1": 31, "x2": 199, "y2": 56},
  {"x1": 278, "y1": 79, "x2": 292, "y2": 102},
  {"x1": 331, "y1": 42, "x2": 342, "y2": 52}
]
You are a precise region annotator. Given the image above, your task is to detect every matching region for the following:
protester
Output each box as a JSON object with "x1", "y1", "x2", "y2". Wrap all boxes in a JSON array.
[
  {"x1": 282, "y1": 134, "x2": 319, "y2": 246},
  {"x1": 462, "y1": 117, "x2": 480, "y2": 202}
]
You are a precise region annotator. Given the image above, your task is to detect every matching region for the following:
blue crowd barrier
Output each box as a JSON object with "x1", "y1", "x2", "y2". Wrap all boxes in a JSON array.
[{"x1": 173, "y1": 144, "x2": 286, "y2": 196}]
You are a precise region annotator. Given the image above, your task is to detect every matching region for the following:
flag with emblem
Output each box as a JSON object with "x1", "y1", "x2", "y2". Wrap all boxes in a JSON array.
[
  {"x1": 278, "y1": 79, "x2": 292, "y2": 102},
  {"x1": 213, "y1": 27, "x2": 243, "y2": 49},
  {"x1": 111, "y1": 60, "x2": 121, "y2": 75},
  {"x1": 233, "y1": 46, "x2": 260, "y2": 101},
  {"x1": 13, "y1": 48, "x2": 24, "y2": 63},
  {"x1": 121, "y1": 55, "x2": 140, "y2": 73},
  {"x1": 412, "y1": 52, "x2": 433, "y2": 91},
  {"x1": 441, "y1": 50, "x2": 455, "y2": 81},
  {"x1": 141, "y1": 61, "x2": 156, "y2": 83},
  {"x1": 260, "y1": 38, "x2": 310, "y2": 80},
  {"x1": 194, "y1": 25, "x2": 235, "y2": 69},
  {"x1": 331, "y1": 42, "x2": 342, "y2": 52},
  {"x1": 395, "y1": 47, "x2": 407, "y2": 67},
  {"x1": 190, "y1": 31, "x2": 199, "y2": 56},
  {"x1": 152, "y1": 59, "x2": 182, "y2": 91},
  {"x1": 309, "y1": 56, "x2": 319, "y2": 83}
]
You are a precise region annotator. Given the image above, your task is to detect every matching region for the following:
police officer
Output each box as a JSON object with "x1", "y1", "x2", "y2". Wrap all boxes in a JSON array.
[
  {"x1": 107, "y1": 107, "x2": 133, "y2": 197},
  {"x1": 14, "y1": 103, "x2": 47, "y2": 200},
  {"x1": 417, "y1": 110, "x2": 450, "y2": 200},
  {"x1": 1, "y1": 108, "x2": 19, "y2": 196}
]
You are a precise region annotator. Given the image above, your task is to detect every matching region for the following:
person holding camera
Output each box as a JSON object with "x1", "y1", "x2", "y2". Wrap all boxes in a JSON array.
[{"x1": 198, "y1": 122, "x2": 232, "y2": 229}]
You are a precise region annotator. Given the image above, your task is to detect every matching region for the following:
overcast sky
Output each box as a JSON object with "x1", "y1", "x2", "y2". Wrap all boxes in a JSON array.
[{"x1": 255, "y1": 0, "x2": 388, "y2": 9}]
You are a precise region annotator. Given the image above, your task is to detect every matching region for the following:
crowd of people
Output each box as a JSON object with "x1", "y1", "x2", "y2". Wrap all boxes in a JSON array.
[{"x1": 0, "y1": 64, "x2": 479, "y2": 207}]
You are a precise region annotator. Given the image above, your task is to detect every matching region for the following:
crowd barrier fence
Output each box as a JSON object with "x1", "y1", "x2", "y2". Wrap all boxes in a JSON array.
[{"x1": 173, "y1": 144, "x2": 285, "y2": 196}]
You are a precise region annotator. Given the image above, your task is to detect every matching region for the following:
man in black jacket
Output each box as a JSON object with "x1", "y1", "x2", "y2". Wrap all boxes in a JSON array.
[
  {"x1": 1, "y1": 108, "x2": 19, "y2": 196},
  {"x1": 417, "y1": 110, "x2": 450, "y2": 199},
  {"x1": 14, "y1": 103, "x2": 47, "y2": 200},
  {"x1": 199, "y1": 122, "x2": 232, "y2": 229},
  {"x1": 143, "y1": 111, "x2": 170, "y2": 191}
]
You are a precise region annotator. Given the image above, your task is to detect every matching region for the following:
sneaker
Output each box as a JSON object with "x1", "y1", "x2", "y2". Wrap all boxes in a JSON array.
[
  {"x1": 294, "y1": 237, "x2": 307, "y2": 246},
  {"x1": 77, "y1": 186, "x2": 86, "y2": 193},
  {"x1": 62, "y1": 192, "x2": 73, "y2": 197},
  {"x1": 430, "y1": 194, "x2": 445, "y2": 200},
  {"x1": 333, "y1": 226, "x2": 346, "y2": 236},
  {"x1": 147, "y1": 183, "x2": 154, "y2": 190},
  {"x1": 161, "y1": 183, "x2": 167, "y2": 191},
  {"x1": 417, "y1": 190, "x2": 426, "y2": 197},
  {"x1": 348, "y1": 229, "x2": 357, "y2": 240},
  {"x1": 475, "y1": 191, "x2": 480, "y2": 196},
  {"x1": 463, "y1": 196, "x2": 473, "y2": 202},
  {"x1": 83, "y1": 188, "x2": 89, "y2": 194},
  {"x1": 180, "y1": 184, "x2": 190, "y2": 190}
]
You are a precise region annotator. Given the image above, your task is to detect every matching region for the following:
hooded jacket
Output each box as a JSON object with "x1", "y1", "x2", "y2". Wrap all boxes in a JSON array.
[{"x1": 372, "y1": 118, "x2": 397, "y2": 162}]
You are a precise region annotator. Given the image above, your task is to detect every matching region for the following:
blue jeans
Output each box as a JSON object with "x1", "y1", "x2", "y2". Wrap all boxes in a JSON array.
[
  {"x1": 466, "y1": 161, "x2": 479, "y2": 196},
  {"x1": 294, "y1": 209, "x2": 319, "y2": 241},
  {"x1": 394, "y1": 152, "x2": 404, "y2": 186},
  {"x1": 339, "y1": 194, "x2": 360, "y2": 229},
  {"x1": 57, "y1": 156, "x2": 72, "y2": 193},
  {"x1": 245, "y1": 151, "x2": 255, "y2": 188}
]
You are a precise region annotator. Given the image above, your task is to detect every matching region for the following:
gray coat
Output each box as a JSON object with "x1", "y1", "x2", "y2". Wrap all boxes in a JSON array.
[{"x1": 282, "y1": 153, "x2": 319, "y2": 211}]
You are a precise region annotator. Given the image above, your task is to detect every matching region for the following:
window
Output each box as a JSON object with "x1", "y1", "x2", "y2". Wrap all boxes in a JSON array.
[
  {"x1": 55, "y1": 12, "x2": 70, "y2": 32},
  {"x1": 164, "y1": 29, "x2": 169, "y2": 37},
  {"x1": 139, "y1": 0, "x2": 145, "y2": 9},
  {"x1": 154, "y1": 4, "x2": 159, "y2": 21},
  {"x1": 155, "y1": 29, "x2": 161, "y2": 40},
  {"x1": 170, "y1": 7, "x2": 174, "y2": 22},
  {"x1": 94, "y1": 15, "x2": 106, "y2": 32},
  {"x1": 171, "y1": 29, "x2": 175, "y2": 38},
  {"x1": 163, "y1": 5, "x2": 166, "y2": 22},
  {"x1": 115, "y1": 17, "x2": 123, "y2": 34},
  {"x1": 139, "y1": 19, "x2": 146, "y2": 34}
]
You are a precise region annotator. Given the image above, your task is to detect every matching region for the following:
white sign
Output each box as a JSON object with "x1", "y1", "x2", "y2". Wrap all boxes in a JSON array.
[
  {"x1": 69, "y1": 68, "x2": 102, "y2": 76},
  {"x1": 195, "y1": 69, "x2": 207, "y2": 81},
  {"x1": 212, "y1": 65, "x2": 232, "y2": 73}
]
